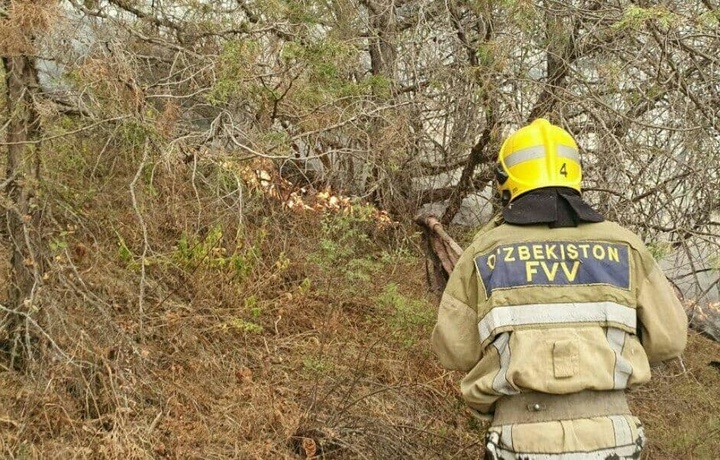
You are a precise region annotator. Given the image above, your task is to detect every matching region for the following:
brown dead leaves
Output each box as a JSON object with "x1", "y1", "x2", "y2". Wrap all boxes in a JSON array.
[
  {"x1": 242, "y1": 161, "x2": 395, "y2": 226},
  {"x1": 0, "y1": 1, "x2": 58, "y2": 55}
]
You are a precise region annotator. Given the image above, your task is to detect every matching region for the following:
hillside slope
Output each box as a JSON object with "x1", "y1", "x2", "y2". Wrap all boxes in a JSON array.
[
  {"x1": 0, "y1": 246, "x2": 718, "y2": 459},
  {"x1": 0, "y1": 159, "x2": 717, "y2": 459}
]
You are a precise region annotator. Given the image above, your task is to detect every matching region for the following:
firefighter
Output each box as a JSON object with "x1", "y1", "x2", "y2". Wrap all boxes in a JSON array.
[{"x1": 431, "y1": 118, "x2": 688, "y2": 459}]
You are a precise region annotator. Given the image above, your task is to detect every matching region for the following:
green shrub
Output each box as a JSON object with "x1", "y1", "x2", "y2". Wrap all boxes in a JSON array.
[{"x1": 377, "y1": 282, "x2": 435, "y2": 346}]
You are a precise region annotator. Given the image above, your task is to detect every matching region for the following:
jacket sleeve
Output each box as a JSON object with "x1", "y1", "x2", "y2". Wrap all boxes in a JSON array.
[
  {"x1": 636, "y1": 261, "x2": 688, "y2": 364},
  {"x1": 431, "y1": 247, "x2": 482, "y2": 371}
]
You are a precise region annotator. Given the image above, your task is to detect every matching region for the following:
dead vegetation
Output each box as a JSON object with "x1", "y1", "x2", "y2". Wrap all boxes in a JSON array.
[{"x1": 0, "y1": 148, "x2": 716, "y2": 460}]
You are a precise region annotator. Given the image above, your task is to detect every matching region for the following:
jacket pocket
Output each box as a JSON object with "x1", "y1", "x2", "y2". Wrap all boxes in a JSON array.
[{"x1": 553, "y1": 339, "x2": 579, "y2": 378}]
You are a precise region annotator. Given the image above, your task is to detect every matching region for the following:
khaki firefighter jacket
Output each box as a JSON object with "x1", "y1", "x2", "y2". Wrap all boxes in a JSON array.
[{"x1": 431, "y1": 217, "x2": 688, "y2": 414}]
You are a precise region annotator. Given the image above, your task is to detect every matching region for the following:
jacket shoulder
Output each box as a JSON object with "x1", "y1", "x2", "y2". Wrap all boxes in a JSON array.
[
  {"x1": 588, "y1": 221, "x2": 648, "y2": 248},
  {"x1": 469, "y1": 214, "x2": 504, "y2": 241}
]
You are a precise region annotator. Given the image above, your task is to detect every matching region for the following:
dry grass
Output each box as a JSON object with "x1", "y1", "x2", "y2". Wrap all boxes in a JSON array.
[
  {"x1": 0, "y1": 147, "x2": 718, "y2": 459},
  {"x1": 630, "y1": 332, "x2": 720, "y2": 460}
]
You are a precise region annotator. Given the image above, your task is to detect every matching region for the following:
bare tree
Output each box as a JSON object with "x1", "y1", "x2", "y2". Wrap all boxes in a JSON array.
[
  {"x1": 3, "y1": 0, "x2": 718, "y2": 336},
  {"x1": 0, "y1": 0, "x2": 55, "y2": 367}
]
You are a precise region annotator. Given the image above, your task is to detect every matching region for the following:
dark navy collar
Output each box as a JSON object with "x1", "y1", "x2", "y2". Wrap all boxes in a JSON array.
[{"x1": 502, "y1": 187, "x2": 604, "y2": 228}]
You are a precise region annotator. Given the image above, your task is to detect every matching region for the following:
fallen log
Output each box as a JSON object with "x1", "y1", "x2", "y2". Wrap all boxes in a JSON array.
[{"x1": 414, "y1": 214, "x2": 463, "y2": 294}]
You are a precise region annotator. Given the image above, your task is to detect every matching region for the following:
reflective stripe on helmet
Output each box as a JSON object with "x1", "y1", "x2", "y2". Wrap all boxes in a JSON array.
[
  {"x1": 503, "y1": 145, "x2": 580, "y2": 169},
  {"x1": 504, "y1": 145, "x2": 546, "y2": 168},
  {"x1": 557, "y1": 144, "x2": 580, "y2": 162}
]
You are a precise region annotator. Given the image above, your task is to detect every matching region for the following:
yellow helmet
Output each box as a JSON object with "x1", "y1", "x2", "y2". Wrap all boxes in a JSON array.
[{"x1": 495, "y1": 118, "x2": 582, "y2": 202}]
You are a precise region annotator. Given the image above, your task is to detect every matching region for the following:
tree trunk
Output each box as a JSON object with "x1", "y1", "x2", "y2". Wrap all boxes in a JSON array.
[{"x1": 1, "y1": 52, "x2": 45, "y2": 368}]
